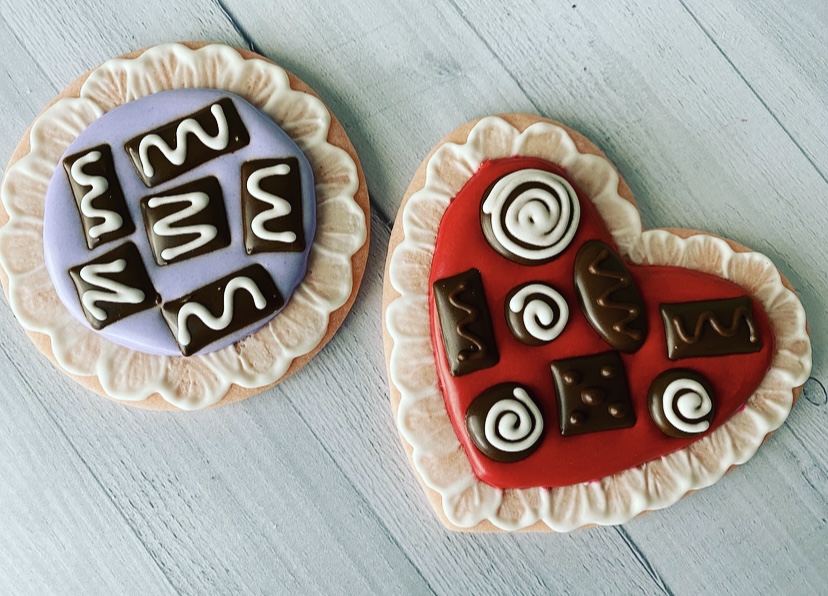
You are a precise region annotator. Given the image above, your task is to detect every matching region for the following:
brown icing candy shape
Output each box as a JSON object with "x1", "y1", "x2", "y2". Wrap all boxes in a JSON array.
[
  {"x1": 550, "y1": 351, "x2": 636, "y2": 436},
  {"x1": 140, "y1": 176, "x2": 231, "y2": 266},
  {"x1": 574, "y1": 240, "x2": 647, "y2": 352},
  {"x1": 125, "y1": 97, "x2": 250, "y2": 187},
  {"x1": 661, "y1": 296, "x2": 762, "y2": 360},
  {"x1": 63, "y1": 144, "x2": 134, "y2": 249},
  {"x1": 433, "y1": 268, "x2": 499, "y2": 377},
  {"x1": 161, "y1": 264, "x2": 284, "y2": 356},
  {"x1": 241, "y1": 157, "x2": 306, "y2": 254},
  {"x1": 466, "y1": 383, "x2": 545, "y2": 463},
  {"x1": 648, "y1": 369, "x2": 715, "y2": 438},
  {"x1": 505, "y1": 282, "x2": 569, "y2": 346},
  {"x1": 478, "y1": 170, "x2": 581, "y2": 266},
  {"x1": 69, "y1": 242, "x2": 160, "y2": 330}
]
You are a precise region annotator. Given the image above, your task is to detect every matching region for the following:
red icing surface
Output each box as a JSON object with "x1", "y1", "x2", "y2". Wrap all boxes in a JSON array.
[{"x1": 428, "y1": 157, "x2": 775, "y2": 489}]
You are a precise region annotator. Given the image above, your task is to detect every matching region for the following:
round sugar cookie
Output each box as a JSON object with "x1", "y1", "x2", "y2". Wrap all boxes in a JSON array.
[
  {"x1": 0, "y1": 42, "x2": 370, "y2": 410},
  {"x1": 382, "y1": 114, "x2": 811, "y2": 531}
]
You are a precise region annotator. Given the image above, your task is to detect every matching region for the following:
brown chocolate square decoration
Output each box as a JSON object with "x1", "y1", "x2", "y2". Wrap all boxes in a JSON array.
[
  {"x1": 661, "y1": 297, "x2": 762, "y2": 360},
  {"x1": 433, "y1": 268, "x2": 499, "y2": 377},
  {"x1": 550, "y1": 351, "x2": 636, "y2": 436},
  {"x1": 63, "y1": 144, "x2": 134, "y2": 250},
  {"x1": 125, "y1": 97, "x2": 250, "y2": 187},
  {"x1": 140, "y1": 176, "x2": 231, "y2": 266},
  {"x1": 241, "y1": 157, "x2": 306, "y2": 254},
  {"x1": 161, "y1": 264, "x2": 284, "y2": 356},
  {"x1": 69, "y1": 242, "x2": 159, "y2": 330}
]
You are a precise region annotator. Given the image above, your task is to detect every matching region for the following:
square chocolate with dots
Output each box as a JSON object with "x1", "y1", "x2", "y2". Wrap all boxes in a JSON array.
[{"x1": 550, "y1": 351, "x2": 636, "y2": 436}]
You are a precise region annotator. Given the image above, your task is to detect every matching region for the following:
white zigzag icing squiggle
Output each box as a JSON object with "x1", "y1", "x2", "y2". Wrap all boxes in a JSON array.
[
  {"x1": 70, "y1": 151, "x2": 123, "y2": 239},
  {"x1": 147, "y1": 192, "x2": 218, "y2": 261},
  {"x1": 137, "y1": 103, "x2": 229, "y2": 178},
  {"x1": 176, "y1": 276, "x2": 266, "y2": 346},
  {"x1": 79, "y1": 259, "x2": 146, "y2": 321},
  {"x1": 247, "y1": 163, "x2": 297, "y2": 243}
]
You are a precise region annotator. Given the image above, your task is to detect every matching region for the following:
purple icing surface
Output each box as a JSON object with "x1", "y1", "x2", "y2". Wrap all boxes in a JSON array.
[{"x1": 43, "y1": 89, "x2": 316, "y2": 356}]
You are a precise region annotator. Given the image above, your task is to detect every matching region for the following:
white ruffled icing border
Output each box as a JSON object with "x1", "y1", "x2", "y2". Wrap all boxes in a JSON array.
[
  {"x1": 0, "y1": 43, "x2": 367, "y2": 410},
  {"x1": 385, "y1": 116, "x2": 811, "y2": 531}
]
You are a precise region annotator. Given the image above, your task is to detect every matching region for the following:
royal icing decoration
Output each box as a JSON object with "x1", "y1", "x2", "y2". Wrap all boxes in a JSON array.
[
  {"x1": 241, "y1": 158, "x2": 305, "y2": 254},
  {"x1": 0, "y1": 43, "x2": 368, "y2": 410},
  {"x1": 162, "y1": 265, "x2": 283, "y2": 356},
  {"x1": 69, "y1": 242, "x2": 158, "y2": 329},
  {"x1": 550, "y1": 351, "x2": 636, "y2": 436},
  {"x1": 466, "y1": 384, "x2": 545, "y2": 463},
  {"x1": 505, "y1": 282, "x2": 569, "y2": 345},
  {"x1": 480, "y1": 169, "x2": 580, "y2": 264},
  {"x1": 574, "y1": 240, "x2": 647, "y2": 352},
  {"x1": 648, "y1": 370, "x2": 715, "y2": 438},
  {"x1": 125, "y1": 97, "x2": 249, "y2": 187},
  {"x1": 63, "y1": 145, "x2": 133, "y2": 249},
  {"x1": 432, "y1": 268, "x2": 499, "y2": 377},
  {"x1": 661, "y1": 297, "x2": 762, "y2": 360},
  {"x1": 141, "y1": 177, "x2": 230, "y2": 265},
  {"x1": 426, "y1": 155, "x2": 776, "y2": 489}
]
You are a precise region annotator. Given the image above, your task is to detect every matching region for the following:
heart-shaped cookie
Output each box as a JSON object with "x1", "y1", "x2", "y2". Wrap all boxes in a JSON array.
[{"x1": 383, "y1": 114, "x2": 811, "y2": 531}]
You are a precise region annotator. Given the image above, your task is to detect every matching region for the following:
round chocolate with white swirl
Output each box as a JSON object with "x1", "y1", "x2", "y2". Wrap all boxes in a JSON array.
[
  {"x1": 648, "y1": 369, "x2": 715, "y2": 438},
  {"x1": 505, "y1": 282, "x2": 569, "y2": 346},
  {"x1": 480, "y1": 169, "x2": 580, "y2": 265},
  {"x1": 465, "y1": 383, "x2": 544, "y2": 462}
]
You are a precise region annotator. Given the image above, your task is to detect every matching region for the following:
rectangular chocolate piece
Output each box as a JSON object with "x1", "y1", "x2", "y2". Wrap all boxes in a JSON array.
[
  {"x1": 433, "y1": 268, "x2": 499, "y2": 377},
  {"x1": 140, "y1": 176, "x2": 231, "y2": 266},
  {"x1": 161, "y1": 264, "x2": 284, "y2": 356},
  {"x1": 661, "y1": 296, "x2": 762, "y2": 360},
  {"x1": 241, "y1": 157, "x2": 306, "y2": 254},
  {"x1": 550, "y1": 351, "x2": 636, "y2": 436},
  {"x1": 69, "y1": 242, "x2": 159, "y2": 330},
  {"x1": 63, "y1": 144, "x2": 134, "y2": 249},
  {"x1": 125, "y1": 97, "x2": 250, "y2": 187}
]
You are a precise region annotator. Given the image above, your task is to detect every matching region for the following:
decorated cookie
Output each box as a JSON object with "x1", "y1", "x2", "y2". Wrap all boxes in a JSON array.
[
  {"x1": 383, "y1": 114, "x2": 811, "y2": 531},
  {"x1": 0, "y1": 43, "x2": 369, "y2": 410}
]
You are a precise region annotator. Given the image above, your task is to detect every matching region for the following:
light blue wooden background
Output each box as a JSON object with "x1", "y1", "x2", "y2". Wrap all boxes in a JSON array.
[{"x1": 0, "y1": 0, "x2": 826, "y2": 593}]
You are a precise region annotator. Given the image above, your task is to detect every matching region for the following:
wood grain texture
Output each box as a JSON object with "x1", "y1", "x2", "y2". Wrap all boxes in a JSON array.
[{"x1": 0, "y1": 0, "x2": 825, "y2": 593}]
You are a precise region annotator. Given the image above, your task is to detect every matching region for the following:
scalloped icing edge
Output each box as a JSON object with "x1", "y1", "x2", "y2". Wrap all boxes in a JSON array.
[
  {"x1": 0, "y1": 43, "x2": 367, "y2": 410},
  {"x1": 384, "y1": 115, "x2": 811, "y2": 531}
]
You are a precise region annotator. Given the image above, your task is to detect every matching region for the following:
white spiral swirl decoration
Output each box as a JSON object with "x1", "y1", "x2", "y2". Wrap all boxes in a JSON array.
[
  {"x1": 482, "y1": 169, "x2": 580, "y2": 262},
  {"x1": 508, "y1": 283, "x2": 568, "y2": 343},
  {"x1": 484, "y1": 387, "x2": 544, "y2": 453},
  {"x1": 663, "y1": 378, "x2": 713, "y2": 434}
]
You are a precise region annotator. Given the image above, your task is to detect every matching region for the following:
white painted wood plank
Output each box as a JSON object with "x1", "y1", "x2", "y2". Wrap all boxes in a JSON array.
[
  {"x1": 681, "y1": 0, "x2": 828, "y2": 179},
  {"x1": 0, "y1": 315, "x2": 176, "y2": 594}
]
